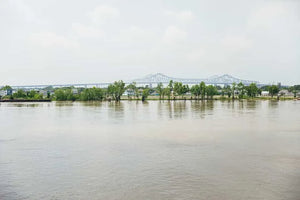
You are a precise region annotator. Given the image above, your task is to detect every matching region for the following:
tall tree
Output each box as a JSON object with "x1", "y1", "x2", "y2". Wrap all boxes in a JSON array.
[
  {"x1": 126, "y1": 82, "x2": 137, "y2": 99},
  {"x1": 246, "y1": 83, "x2": 258, "y2": 98},
  {"x1": 107, "y1": 80, "x2": 126, "y2": 101},
  {"x1": 206, "y1": 85, "x2": 217, "y2": 100},
  {"x1": 164, "y1": 87, "x2": 171, "y2": 100},
  {"x1": 141, "y1": 88, "x2": 150, "y2": 101},
  {"x1": 237, "y1": 82, "x2": 245, "y2": 99},
  {"x1": 173, "y1": 82, "x2": 182, "y2": 98},
  {"x1": 168, "y1": 80, "x2": 173, "y2": 91},
  {"x1": 190, "y1": 84, "x2": 201, "y2": 100},
  {"x1": 54, "y1": 88, "x2": 76, "y2": 101},
  {"x1": 12, "y1": 89, "x2": 26, "y2": 99},
  {"x1": 231, "y1": 82, "x2": 236, "y2": 100},
  {"x1": 199, "y1": 81, "x2": 206, "y2": 100},
  {"x1": 288, "y1": 86, "x2": 298, "y2": 98},
  {"x1": 182, "y1": 84, "x2": 189, "y2": 99},
  {"x1": 80, "y1": 87, "x2": 104, "y2": 101},
  {"x1": 224, "y1": 85, "x2": 231, "y2": 98},
  {"x1": 168, "y1": 80, "x2": 174, "y2": 99},
  {"x1": 156, "y1": 82, "x2": 164, "y2": 100},
  {"x1": 174, "y1": 82, "x2": 189, "y2": 99},
  {"x1": 268, "y1": 85, "x2": 279, "y2": 98}
]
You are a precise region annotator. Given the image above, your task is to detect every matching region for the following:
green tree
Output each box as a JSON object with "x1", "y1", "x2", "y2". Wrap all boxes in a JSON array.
[
  {"x1": 27, "y1": 90, "x2": 37, "y2": 99},
  {"x1": 174, "y1": 82, "x2": 189, "y2": 99},
  {"x1": 156, "y1": 82, "x2": 164, "y2": 100},
  {"x1": 80, "y1": 87, "x2": 104, "y2": 101},
  {"x1": 142, "y1": 88, "x2": 150, "y2": 101},
  {"x1": 288, "y1": 86, "x2": 298, "y2": 98},
  {"x1": 190, "y1": 84, "x2": 201, "y2": 100},
  {"x1": 237, "y1": 82, "x2": 245, "y2": 99},
  {"x1": 33, "y1": 93, "x2": 43, "y2": 100},
  {"x1": 246, "y1": 83, "x2": 258, "y2": 98},
  {"x1": 206, "y1": 85, "x2": 217, "y2": 100},
  {"x1": 107, "y1": 80, "x2": 126, "y2": 101},
  {"x1": 268, "y1": 85, "x2": 279, "y2": 98},
  {"x1": 173, "y1": 82, "x2": 182, "y2": 98},
  {"x1": 183, "y1": 84, "x2": 189, "y2": 98},
  {"x1": 135, "y1": 87, "x2": 140, "y2": 99},
  {"x1": 199, "y1": 81, "x2": 206, "y2": 100},
  {"x1": 47, "y1": 91, "x2": 51, "y2": 99},
  {"x1": 26, "y1": 90, "x2": 43, "y2": 100},
  {"x1": 65, "y1": 89, "x2": 76, "y2": 101},
  {"x1": 12, "y1": 89, "x2": 26, "y2": 99},
  {"x1": 168, "y1": 80, "x2": 173, "y2": 91},
  {"x1": 257, "y1": 88, "x2": 262, "y2": 96},
  {"x1": 126, "y1": 82, "x2": 137, "y2": 99},
  {"x1": 1, "y1": 85, "x2": 12, "y2": 90},
  {"x1": 164, "y1": 87, "x2": 171, "y2": 100},
  {"x1": 231, "y1": 82, "x2": 236, "y2": 100},
  {"x1": 224, "y1": 85, "x2": 231, "y2": 98},
  {"x1": 54, "y1": 89, "x2": 65, "y2": 101},
  {"x1": 54, "y1": 88, "x2": 76, "y2": 101}
]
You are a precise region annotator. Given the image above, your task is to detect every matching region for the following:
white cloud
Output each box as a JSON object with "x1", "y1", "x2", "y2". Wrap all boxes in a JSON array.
[
  {"x1": 165, "y1": 10, "x2": 194, "y2": 22},
  {"x1": 163, "y1": 26, "x2": 187, "y2": 44},
  {"x1": 30, "y1": 32, "x2": 79, "y2": 48},
  {"x1": 186, "y1": 49, "x2": 205, "y2": 62},
  {"x1": 247, "y1": 2, "x2": 289, "y2": 30},
  {"x1": 221, "y1": 35, "x2": 253, "y2": 49},
  {"x1": 118, "y1": 26, "x2": 156, "y2": 43},
  {"x1": 8, "y1": 0, "x2": 36, "y2": 22},
  {"x1": 88, "y1": 5, "x2": 120, "y2": 24},
  {"x1": 72, "y1": 23, "x2": 105, "y2": 38}
]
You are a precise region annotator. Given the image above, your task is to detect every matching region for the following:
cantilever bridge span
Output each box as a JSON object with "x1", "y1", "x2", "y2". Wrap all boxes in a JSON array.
[{"x1": 10, "y1": 73, "x2": 261, "y2": 89}]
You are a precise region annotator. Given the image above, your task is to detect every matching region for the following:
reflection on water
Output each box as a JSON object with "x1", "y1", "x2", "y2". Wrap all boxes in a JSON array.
[
  {"x1": 0, "y1": 100, "x2": 300, "y2": 200},
  {"x1": 108, "y1": 102, "x2": 125, "y2": 121},
  {"x1": 0, "y1": 103, "x2": 43, "y2": 107},
  {"x1": 55, "y1": 101, "x2": 76, "y2": 107}
]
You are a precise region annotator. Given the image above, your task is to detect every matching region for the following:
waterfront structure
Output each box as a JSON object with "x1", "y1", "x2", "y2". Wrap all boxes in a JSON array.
[
  {"x1": 261, "y1": 91, "x2": 269, "y2": 96},
  {"x1": 0, "y1": 89, "x2": 13, "y2": 97}
]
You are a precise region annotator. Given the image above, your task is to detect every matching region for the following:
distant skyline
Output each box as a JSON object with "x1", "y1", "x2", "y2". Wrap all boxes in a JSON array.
[{"x1": 1, "y1": 0, "x2": 300, "y2": 85}]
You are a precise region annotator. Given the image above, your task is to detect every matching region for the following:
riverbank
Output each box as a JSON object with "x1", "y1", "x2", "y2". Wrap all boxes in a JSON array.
[
  {"x1": 120, "y1": 95, "x2": 297, "y2": 101},
  {"x1": 0, "y1": 96, "x2": 298, "y2": 102}
]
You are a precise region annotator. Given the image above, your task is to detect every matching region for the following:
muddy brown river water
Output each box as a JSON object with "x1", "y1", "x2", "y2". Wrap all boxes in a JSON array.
[{"x1": 0, "y1": 100, "x2": 299, "y2": 200}]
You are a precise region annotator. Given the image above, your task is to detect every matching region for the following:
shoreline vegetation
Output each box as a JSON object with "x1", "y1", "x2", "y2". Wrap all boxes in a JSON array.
[
  {"x1": 0, "y1": 80, "x2": 299, "y2": 102},
  {"x1": 0, "y1": 96, "x2": 297, "y2": 103}
]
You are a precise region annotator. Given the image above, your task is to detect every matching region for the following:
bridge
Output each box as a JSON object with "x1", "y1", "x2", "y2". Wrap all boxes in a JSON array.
[
  {"x1": 132, "y1": 73, "x2": 259, "y2": 85},
  {"x1": 8, "y1": 73, "x2": 260, "y2": 89}
]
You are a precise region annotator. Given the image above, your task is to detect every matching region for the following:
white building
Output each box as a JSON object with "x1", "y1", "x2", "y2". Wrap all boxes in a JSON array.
[
  {"x1": 261, "y1": 91, "x2": 269, "y2": 96},
  {"x1": 279, "y1": 89, "x2": 293, "y2": 96}
]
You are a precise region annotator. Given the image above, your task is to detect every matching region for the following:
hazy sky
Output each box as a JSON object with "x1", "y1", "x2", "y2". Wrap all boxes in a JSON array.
[{"x1": 0, "y1": 0, "x2": 299, "y2": 85}]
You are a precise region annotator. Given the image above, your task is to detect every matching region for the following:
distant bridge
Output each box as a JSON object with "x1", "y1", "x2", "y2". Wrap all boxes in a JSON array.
[
  {"x1": 8, "y1": 73, "x2": 262, "y2": 89},
  {"x1": 11, "y1": 83, "x2": 112, "y2": 90},
  {"x1": 132, "y1": 73, "x2": 259, "y2": 85}
]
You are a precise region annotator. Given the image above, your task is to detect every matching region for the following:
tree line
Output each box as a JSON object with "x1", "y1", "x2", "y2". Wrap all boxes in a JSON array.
[{"x1": 1, "y1": 81, "x2": 299, "y2": 101}]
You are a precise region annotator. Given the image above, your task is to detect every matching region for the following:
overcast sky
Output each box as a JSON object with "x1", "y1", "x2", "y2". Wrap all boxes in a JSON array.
[{"x1": 0, "y1": 0, "x2": 299, "y2": 85}]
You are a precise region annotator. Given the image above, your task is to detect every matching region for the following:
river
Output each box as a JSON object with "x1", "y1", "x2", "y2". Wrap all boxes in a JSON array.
[{"x1": 0, "y1": 100, "x2": 300, "y2": 200}]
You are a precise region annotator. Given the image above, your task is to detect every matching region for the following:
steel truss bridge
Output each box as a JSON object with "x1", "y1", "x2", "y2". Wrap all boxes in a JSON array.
[{"x1": 9, "y1": 73, "x2": 261, "y2": 90}]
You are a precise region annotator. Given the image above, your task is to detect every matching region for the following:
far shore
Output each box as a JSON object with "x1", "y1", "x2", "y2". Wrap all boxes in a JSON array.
[{"x1": 1, "y1": 95, "x2": 299, "y2": 102}]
